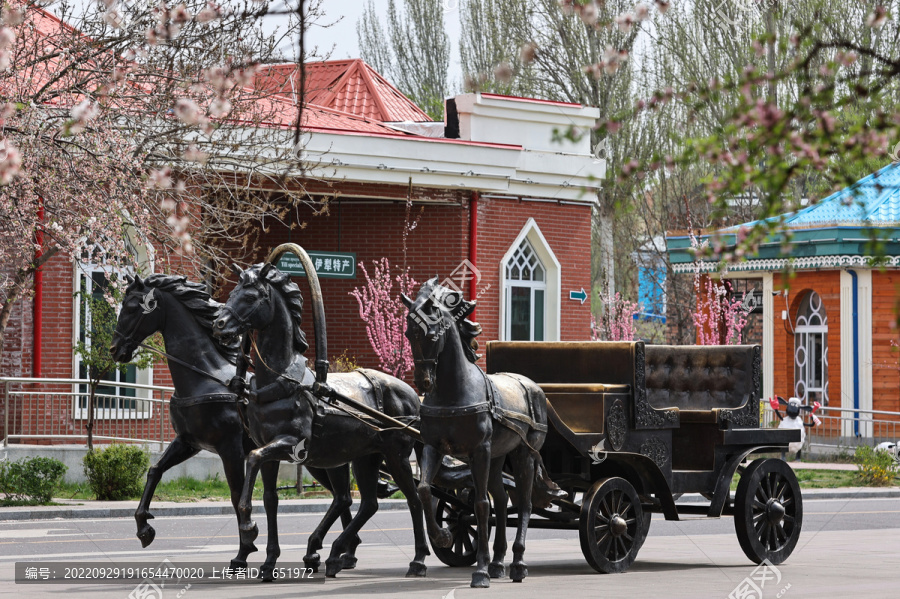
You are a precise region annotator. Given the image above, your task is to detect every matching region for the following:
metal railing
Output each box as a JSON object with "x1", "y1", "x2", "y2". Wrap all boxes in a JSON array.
[
  {"x1": 2, "y1": 377, "x2": 175, "y2": 449},
  {"x1": 761, "y1": 401, "x2": 900, "y2": 446}
]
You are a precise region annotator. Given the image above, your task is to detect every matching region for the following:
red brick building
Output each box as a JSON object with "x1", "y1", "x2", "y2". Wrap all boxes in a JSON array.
[{"x1": 1, "y1": 58, "x2": 603, "y2": 442}]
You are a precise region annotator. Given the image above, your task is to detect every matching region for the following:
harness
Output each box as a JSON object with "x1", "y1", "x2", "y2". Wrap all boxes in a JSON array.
[
  {"x1": 170, "y1": 393, "x2": 239, "y2": 408},
  {"x1": 418, "y1": 367, "x2": 548, "y2": 449}
]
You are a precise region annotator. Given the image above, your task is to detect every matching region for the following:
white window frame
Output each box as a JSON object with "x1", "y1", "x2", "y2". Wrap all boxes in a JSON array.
[
  {"x1": 72, "y1": 243, "x2": 154, "y2": 421},
  {"x1": 794, "y1": 290, "x2": 828, "y2": 406},
  {"x1": 500, "y1": 218, "x2": 561, "y2": 341}
]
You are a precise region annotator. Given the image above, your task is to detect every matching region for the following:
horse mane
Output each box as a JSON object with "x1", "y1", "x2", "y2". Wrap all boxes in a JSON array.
[
  {"x1": 246, "y1": 263, "x2": 309, "y2": 354},
  {"x1": 417, "y1": 277, "x2": 481, "y2": 364},
  {"x1": 141, "y1": 274, "x2": 241, "y2": 361}
]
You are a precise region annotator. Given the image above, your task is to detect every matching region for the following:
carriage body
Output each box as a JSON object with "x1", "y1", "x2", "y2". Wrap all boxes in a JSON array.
[{"x1": 452, "y1": 340, "x2": 805, "y2": 573}]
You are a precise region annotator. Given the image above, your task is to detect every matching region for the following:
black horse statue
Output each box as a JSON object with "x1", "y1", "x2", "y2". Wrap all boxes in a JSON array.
[
  {"x1": 212, "y1": 262, "x2": 430, "y2": 578},
  {"x1": 402, "y1": 278, "x2": 561, "y2": 588},
  {"x1": 109, "y1": 274, "x2": 272, "y2": 573}
]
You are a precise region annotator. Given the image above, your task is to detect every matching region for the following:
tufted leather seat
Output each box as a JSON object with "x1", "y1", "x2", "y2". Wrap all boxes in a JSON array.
[{"x1": 644, "y1": 345, "x2": 756, "y2": 412}]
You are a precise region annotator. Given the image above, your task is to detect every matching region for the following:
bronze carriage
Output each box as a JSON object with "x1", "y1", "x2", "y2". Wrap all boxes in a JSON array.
[{"x1": 428, "y1": 340, "x2": 802, "y2": 574}]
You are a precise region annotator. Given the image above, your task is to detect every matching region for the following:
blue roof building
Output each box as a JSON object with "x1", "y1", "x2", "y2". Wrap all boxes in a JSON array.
[{"x1": 666, "y1": 163, "x2": 900, "y2": 439}]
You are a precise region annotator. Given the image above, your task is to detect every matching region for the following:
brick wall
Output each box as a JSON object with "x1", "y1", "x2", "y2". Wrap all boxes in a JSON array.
[
  {"x1": 772, "y1": 270, "x2": 842, "y2": 408},
  {"x1": 243, "y1": 193, "x2": 593, "y2": 373}
]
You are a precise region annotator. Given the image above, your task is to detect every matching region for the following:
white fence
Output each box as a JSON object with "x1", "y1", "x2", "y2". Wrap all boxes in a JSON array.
[{"x1": 761, "y1": 401, "x2": 900, "y2": 448}]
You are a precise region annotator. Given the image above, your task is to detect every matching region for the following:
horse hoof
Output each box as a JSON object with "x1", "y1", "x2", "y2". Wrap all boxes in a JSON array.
[
  {"x1": 433, "y1": 527, "x2": 453, "y2": 549},
  {"x1": 136, "y1": 525, "x2": 156, "y2": 548},
  {"x1": 304, "y1": 554, "x2": 320, "y2": 573},
  {"x1": 488, "y1": 562, "x2": 506, "y2": 579},
  {"x1": 341, "y1": 555, "x2": 358, "y2": 570},
  {"x1": 471, "y1": 571, "x2": 491, "y2": 588},
  {"x1": 510, "y1": 562, "x2": 528, "y2": 582},
  {"x1": 405, "y1": 561, "x2": 427, "y2": 578},
  {"x1": 229, "y1": 559, "x2": 247, "y2": 571},
  {"x1": 258, "y1": 566, "x2": 275, "y2": 582},
  {"x1": 325, "y1": 558, "x2": 343, "y2": 578}
]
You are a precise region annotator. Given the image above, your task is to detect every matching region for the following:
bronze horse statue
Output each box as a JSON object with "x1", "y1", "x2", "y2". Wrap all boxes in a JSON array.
[
  {"x1": 109, "y1": 274, "x2": 272, "y2": 573},
  {"x1": 403, "y1": 278, "x2": 561, "y2": 588},
  {"x1": 111, "y1": 274, "x2": 364, "y2": 581},
  {"x1": 212, "y1": 262, "x2": 430, "y2": 578}
]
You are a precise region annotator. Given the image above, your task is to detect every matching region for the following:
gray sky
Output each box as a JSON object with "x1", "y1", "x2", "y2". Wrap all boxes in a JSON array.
[{"x1": 306, "y1": 0, "x2": 464, "y2": 90}]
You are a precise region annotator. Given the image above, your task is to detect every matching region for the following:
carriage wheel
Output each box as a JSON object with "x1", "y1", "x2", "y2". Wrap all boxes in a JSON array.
[
  {"x1": 579, "y1": 477, "x2": 647, "y2": 574},
  {"x1": 432, "y1": 488, "x2": 490, "y2": 567},
  {"x1": 734, "y1": 458, "x2": 803, "y2": 565}
]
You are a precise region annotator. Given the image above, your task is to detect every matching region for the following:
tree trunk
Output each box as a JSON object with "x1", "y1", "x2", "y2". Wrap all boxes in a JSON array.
[
  {"x1": 597, "y1": 197, "x2": 616, "y2": 299},
  {"x1": 87, "y1": 384, "x2": 95, "y2": 451}
]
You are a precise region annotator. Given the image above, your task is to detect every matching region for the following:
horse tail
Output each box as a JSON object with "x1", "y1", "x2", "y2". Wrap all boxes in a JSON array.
[{"x1": 531, "y1": 450, "x2": 565, "y2": 508}]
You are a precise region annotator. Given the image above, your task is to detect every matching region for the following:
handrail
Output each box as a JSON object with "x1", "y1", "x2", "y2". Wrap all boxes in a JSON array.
[
  {"x1": 759, "y1": 399, "x2": 900, "y2": 419},
  {"x1": 0, "y1": 376, "x2": 174, "y2": 393}
]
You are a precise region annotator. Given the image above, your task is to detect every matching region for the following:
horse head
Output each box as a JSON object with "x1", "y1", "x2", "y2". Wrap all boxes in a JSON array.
[
  {"x1": 111, "y1": 274, "x2": 165, "y2": 362},
  {"x1": 403, "y1": 277, "x2": 478, "y2": 393},
  {"x1": 214, "y1": 262, "x2": 309, "y2": 354}
]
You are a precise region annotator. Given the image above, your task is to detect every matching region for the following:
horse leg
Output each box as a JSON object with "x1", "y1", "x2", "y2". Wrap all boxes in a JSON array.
[
  {"x1": 323, "y1": 467, "x2": 362, "y2": 570},
  {"x1": 416, "y1": 443, "x2": 451, "y2": 548},
  {"x1": 302, "y1": 465, "x2": 353, "y2": 573},
  {"x1": 324, "y1": 453, "x2": 381, "y2": 578},
  {"x1": 338, "y1": 500, "x2": 362, "y2": 570},
  {"x1": 238, "y1": 435, "x2": 297, "y2": 550},
  {"x1": 487, "y1": 457, "x2": 508, "y2": 579},
  {"x1": 218, "y1": 444, "x2": 257, "y2": 569},
  {"x1": 508, "y1": 446, "x2": 535, "y2": 583},
  {"x1": 134, "y1": 436, "x2": 199, "y2": 548},
  {"x1": 469, "y1": 442, "x2": 493, "y2": 588},
  {"x1": 258, "y1": 460, "x2": 281, "y2": 582},
  {"x1": 383, "y1": 443, "x2": 429, "y2": 578}
]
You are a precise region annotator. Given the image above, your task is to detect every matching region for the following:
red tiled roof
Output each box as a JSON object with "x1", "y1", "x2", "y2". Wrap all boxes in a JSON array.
[{"x1": 258, "y1": 59, "x2": 432, "y2": 123}]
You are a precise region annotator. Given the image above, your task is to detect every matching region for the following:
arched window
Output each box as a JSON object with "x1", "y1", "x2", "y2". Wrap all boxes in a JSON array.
[
  {"x1": 794, "y1": 291, "x2": 828, "y2": 405},
  {"x1": 504, "y1": 238, "x2": 546, "y2": 341},
  {"x1": 73, "y1": 240, "x2": 153, "y2": 420}
]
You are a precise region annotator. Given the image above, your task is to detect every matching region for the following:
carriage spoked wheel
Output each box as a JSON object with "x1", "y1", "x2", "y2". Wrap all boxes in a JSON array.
[
  {"x1": 734, "y1": 458, "x2": 803, "y2": 565},
  {"x1": 432, "y1": 488, "x2": 491, "y2": 567},
  {"x1": 579, "y1": 477, "x2": 647, "y2": 574}
]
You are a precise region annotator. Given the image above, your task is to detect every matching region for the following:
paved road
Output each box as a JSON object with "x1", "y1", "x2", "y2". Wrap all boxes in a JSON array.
[{"x1": 1, "y1": 496, "x2": 898, "y2": 598}]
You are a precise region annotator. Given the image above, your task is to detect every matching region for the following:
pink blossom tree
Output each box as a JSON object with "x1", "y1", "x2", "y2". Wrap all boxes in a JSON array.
[
  {"x1": 691, "y1": 274, "x2": 748, "y2": 345},
  {"x1": 350, "y1": 258, "x2": 418, "y2": 379},
  {"x1": 592, "y1": 291, "x2": 643, "y2": 341},
  {"x1": 0, "y1": 1, "x2": 320, "y2": 359}
]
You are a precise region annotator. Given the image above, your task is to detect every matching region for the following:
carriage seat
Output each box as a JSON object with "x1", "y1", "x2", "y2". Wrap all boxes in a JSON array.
[{"x1": 644, "y1": 345, "x2": 758, "y2": 422}]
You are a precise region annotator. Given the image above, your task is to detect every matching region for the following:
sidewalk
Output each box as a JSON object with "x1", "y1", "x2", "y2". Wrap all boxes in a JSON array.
[{"x1": 787, "y1": 461, "x2": 857, "y2": 471}]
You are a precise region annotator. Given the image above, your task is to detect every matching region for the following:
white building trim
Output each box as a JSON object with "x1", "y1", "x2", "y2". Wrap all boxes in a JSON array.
[
  {"x1": 858, "y1": 269, "x2": 874, "y2": 437},
  {"x1": 672, "y1": 254, "x2": 900, "y2": 274},
  {"x1": 762, "y1": 273, "x2": 775, "y2": 403}
]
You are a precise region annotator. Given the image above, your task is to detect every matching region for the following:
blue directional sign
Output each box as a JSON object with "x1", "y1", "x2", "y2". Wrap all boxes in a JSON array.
[
  {"x1": 569, "y1": 288, "x2": 588, "y2": 304},
  {"x1": 277, "y1": 251, "x2": 356, "y2": 279}
]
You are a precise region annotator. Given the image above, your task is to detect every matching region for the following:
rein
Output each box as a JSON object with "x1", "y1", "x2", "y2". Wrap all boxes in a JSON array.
[{"x1": 139, "y1": 343, "x2": 234, "y2": 389}]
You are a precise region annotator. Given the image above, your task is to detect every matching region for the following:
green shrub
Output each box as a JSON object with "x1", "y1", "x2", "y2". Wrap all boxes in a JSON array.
[
  {"x1": 0, "y1": 456, "x2": 68, "y2": 504},
  {"x1": 853, "y1": 445, "x2": 899, "y2": 486},
  {"x1": 83, "y1": 444, "x2": 150, "y2": 500}
]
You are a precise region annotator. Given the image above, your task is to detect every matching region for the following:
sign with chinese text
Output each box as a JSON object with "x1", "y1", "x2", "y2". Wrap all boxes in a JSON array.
[{"x1": 277, "y1": 251, "x2": 356, "y2": 279}]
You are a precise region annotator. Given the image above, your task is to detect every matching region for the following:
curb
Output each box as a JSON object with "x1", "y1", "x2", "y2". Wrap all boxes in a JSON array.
[
  {"x1": 2, "y1": 489, "x2": 897, "y2": 522},
  {"x1": 0, "y1": 498, "x2": 411, "y2": 522}
]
